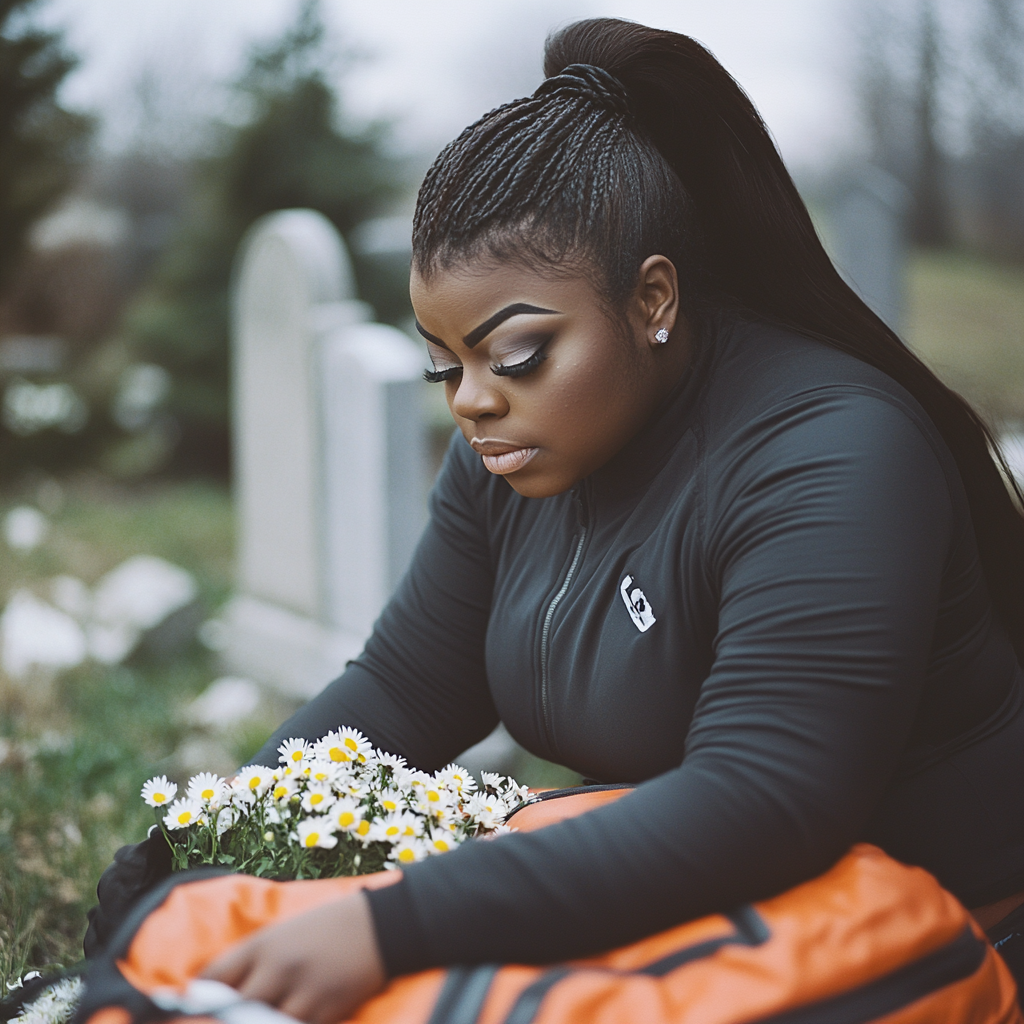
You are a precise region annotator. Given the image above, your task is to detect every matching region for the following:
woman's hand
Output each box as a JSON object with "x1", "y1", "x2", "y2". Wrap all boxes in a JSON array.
[{"x1": 200, "y1": 891, "x2": 386, "y2": 1024}]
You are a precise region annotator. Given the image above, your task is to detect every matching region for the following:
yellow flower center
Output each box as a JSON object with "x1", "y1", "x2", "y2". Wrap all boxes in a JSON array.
[
  {"x1": 344, "y1": 737, "x2": 358, "y2": 751},
  {"x1": 177, "y1": 811, "x2": 192, "y2": 825},
  {"x1": 304, "y1": 833, "x2": 319, "y2": 848},
  {"x1": 153, "y1": 793, "x2": 166, "y2": 804},
  {"x1": 310, "y1": 793, "x2": 324, "y2": 806},
  {"x1": 201, "y1": 788, "x2": 214, "y2": 800},
  {"x1": 337, "y1": 811, "x2": 355, "y2": 827},
  {"x1": 427, "y1": 790, "x2": 440, "y2": 802},
  {"x1": 385, "y1": 825, "x2": 399, "y2": 836},
  {"x1": 402, "y1": 825, "x2": 415, "y2": 836},
  {"x1": 398, "y1": 847, "x2": 416, "y2": 863},
  {"x1": 248, "y1": 776, "x2": 261, "y2": 791},
  {"x1": 291, "y1": 750, "x2": 303, "y2": 762},
  {"x1": 356, "y1": 820, "x2": 370, "y2": 836},
  {"x1": 329, "y1": 747, "x2": 350, "y2": 762},
  {"x1": 314, "y1": 771, "x2": 328, "y2": 781},
  {"x1": 382, "y1": 799, "x2": 397, "y2": 811},
  {"x1": 274, "y1": 786, "x2": 288, "y2": 799},
  {"x1": 433, "y1": 839, "x2": 450, "y2": 852}
]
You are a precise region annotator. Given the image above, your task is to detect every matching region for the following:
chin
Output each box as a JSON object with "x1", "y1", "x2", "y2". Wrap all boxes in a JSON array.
[{"x1": 503, "y1": 467, "x2": 575, "y2": 499}]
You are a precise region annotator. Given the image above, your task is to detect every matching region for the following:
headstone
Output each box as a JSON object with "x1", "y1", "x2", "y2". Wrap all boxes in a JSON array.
[
  {"x1": 828, "y1": 165, "x2": 910, "y2": 333},
  {"x1": 221, "y1": 210, "x2": 427, "y2": 697}
]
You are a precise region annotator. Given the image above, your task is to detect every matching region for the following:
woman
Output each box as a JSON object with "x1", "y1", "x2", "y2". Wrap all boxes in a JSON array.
[{"x1": 107, "y1": 18, "x2": 1024, "y2": 1021}]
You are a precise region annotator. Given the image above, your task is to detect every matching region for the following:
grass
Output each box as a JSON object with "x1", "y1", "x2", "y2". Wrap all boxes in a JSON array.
[
  {"x1": 905, "y1": 250, "x2": 1024, "y2": 428},
  {"x1": 0, "y1": 480, "x2": 236, "y2": 993}
]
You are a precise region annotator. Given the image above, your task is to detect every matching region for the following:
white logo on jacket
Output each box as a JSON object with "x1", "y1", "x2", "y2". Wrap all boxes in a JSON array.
[{"x1": 619, "y1": 574, "x2": 656, "y2": 632}]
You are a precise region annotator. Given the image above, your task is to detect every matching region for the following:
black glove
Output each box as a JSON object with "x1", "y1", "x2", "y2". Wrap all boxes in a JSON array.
[{"x1": 83, "y1": 828, "x2": 172, "y2": 959}]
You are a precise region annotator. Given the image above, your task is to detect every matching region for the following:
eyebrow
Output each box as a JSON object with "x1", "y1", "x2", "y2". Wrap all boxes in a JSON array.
[{"x1": 415, "y1": 303, "x2": 560, "y2": 351}]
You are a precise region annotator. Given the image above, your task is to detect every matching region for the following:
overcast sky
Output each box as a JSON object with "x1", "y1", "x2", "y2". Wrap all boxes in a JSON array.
[{"x1": 42, "y1": 0, "x2": 859, "y2": 170}]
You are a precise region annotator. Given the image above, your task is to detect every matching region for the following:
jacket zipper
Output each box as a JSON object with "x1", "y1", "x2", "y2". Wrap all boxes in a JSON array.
[{"x1": 539, "y1": 489, "x2": 589, "y2": 749}]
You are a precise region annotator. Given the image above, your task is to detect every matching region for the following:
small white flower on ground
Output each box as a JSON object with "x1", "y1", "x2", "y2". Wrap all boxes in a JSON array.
[
  {"x1": 301, "y1": 784, "x2": 335, "y2": 814},
  {"x1": 295, "y1": 817, "x2": 338, "y2": 849},
  {"x1": 234, "y1": 765, "x2": 273, "y2": 796},
  {"x1": 277, "y1": 738, "x2": 313, "y2": 767},
  {"x1": 164, "y1": 798, "x2": 204, "y2": 829},
  {"x1": 187, "y1": 772, "x2": 225, "y2": 805},
  {"x1": 141, "y1": 776, "x2": 178, "y2": 807}
]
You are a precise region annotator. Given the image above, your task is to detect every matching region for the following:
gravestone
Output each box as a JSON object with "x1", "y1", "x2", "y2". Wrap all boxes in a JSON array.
[
  {"x1": 221, "y1": 209, "x2": 427, "y2": 696},
  {"x1": 828, "y1": 165, "x2": 910, "y2": 333}
]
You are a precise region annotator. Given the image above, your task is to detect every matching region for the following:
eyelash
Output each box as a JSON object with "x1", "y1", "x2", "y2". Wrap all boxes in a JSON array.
[{"x1": 422, "y1": 343, "x2": 550, "y2": 384}]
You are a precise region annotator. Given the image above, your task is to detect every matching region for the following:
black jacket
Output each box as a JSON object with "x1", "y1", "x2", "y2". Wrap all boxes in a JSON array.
[{"x1": 255, "y1": 316, "x2": 1024, "y2": 974}]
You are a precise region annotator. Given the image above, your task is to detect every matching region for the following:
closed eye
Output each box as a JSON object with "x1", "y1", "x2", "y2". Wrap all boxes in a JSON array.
[
  {"x1": 491, "y1": 340, "x2": 551, "y2": 378},
  {"x1": 422, "y1": 365, "x2": 462, "y2": 384}
]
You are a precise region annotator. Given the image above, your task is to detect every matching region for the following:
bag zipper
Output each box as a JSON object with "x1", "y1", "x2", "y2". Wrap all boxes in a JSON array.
[{"x1": 538, "y1": 487, "x2": 589, "y2": 751}]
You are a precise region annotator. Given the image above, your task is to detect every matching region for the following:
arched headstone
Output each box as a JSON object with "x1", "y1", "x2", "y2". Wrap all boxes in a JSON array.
[{"x1": 222, "y1": 210, "x2": 427, "y2": 696}]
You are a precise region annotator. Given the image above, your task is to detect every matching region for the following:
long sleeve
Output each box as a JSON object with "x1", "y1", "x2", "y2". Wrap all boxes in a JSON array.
[
  {"x1": 366, "y1": 388, "x2": 956, "y2": 971},
  {"x1": 252, "y1": 432, "x2": 500, "y2": 772}
]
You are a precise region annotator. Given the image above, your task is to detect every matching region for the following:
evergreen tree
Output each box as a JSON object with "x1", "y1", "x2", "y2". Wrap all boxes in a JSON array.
[
  {"x1": 124, "y1": 1, "x2": 406, "y2": 476},
  {"x1": 0, "y1": 0, "x2": 93, "y2": 290}
]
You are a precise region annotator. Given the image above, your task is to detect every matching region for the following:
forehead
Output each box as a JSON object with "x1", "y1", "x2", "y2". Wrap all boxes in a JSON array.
[{"x1": 410, "y1": 263, "x2": 598, "y2": 334}]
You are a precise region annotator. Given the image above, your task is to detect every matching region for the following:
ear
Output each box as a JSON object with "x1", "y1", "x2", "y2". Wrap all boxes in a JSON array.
[{"x1": 635, "y1": 255, "x2": 679, "y2": 347}]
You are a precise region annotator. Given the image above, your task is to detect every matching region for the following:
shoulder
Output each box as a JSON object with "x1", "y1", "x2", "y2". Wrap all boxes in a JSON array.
[{"x1": 698, "y1": 319, "x2": 964, "y2": 530}]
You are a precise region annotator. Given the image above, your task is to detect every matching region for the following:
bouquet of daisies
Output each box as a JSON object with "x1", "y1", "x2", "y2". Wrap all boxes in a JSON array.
[{"x1": 140, "y1": 728, "x2": 529, "y2": 879}]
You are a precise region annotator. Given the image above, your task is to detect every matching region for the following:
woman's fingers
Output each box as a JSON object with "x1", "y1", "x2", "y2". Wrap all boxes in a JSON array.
[{"x1": 201, "y1": 937, "x2": 259, "y2": 988}]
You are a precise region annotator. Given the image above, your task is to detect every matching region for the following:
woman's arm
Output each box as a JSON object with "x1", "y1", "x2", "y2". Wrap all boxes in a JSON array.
[
  {"x1": 250, "y1": 433, "x2": 500, "y2": 771},
  {"x1": 366, "y1": 388, "x2": 956, "y2": 971}
]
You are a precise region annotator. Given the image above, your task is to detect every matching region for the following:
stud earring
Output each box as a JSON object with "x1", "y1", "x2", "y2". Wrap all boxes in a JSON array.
[{"x1": 654, "y1": 328, "x2": 669, "y2": 344}]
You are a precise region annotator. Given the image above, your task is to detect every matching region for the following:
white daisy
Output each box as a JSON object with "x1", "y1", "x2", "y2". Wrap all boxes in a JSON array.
[
  {"x1": 234, "y1": 764, "x2": 273, "y2": 796},
  {"x1": 306, "y1": 760, "x2": 341, "y2": 785},
  {"x1": 426, "y1": 833, "x2": 461, "y2": 855},
  {"x1": 141, "y1": 775, "x2": 177, "y2": 807},
  {"x1": 271, "y1": 777, "x2": 297, "y2": 802},
  {"x1": 375, "y1": 749, "x2": 407, "y2": 772},
  {"x1": 371, "y1": 811, "x2": 422, "y2": 843},
  {"x1": 438, "y1": 763, "x2": 476, "y2": 795},
  {"x1": 277, "y1": 738, "x2": 313, "y2": 767},
  {"x1": 315, "y1": 727, "x2": 372, "y2": 765},
  {"x1": 163, "y1": 797, "x2": 204, "y2": 829},
  {"x1": 294, "y1": 817, "x2": 338, "y2": 849},
  {"x1": 389, "y1": 837, "x2": 428, "y2": 865},
  {"x1": 187, "y1": 772, "x2": 226, "y2": 805},
  {"x1": 301, "y1": 784, "x2": 336, "y2": 814},
  {"x1": 377, "y1": 787, "x2": 403, "y2": 814},
  {"x1": 466, "y1": 792, "x2": 508, "y2": 830},
  {"x1": 480, "y1": 771, "x2": 506, "y2": 791}
]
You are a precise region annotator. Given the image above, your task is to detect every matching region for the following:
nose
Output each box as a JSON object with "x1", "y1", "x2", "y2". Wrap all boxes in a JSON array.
[{"x1": 450, "y1": 369, "x2": 509, "y2": 422}]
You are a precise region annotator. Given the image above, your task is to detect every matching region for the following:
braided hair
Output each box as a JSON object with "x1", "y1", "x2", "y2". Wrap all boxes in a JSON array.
[{"x1": 413, "y1": 17, "x2": 1024, "y2": 662}]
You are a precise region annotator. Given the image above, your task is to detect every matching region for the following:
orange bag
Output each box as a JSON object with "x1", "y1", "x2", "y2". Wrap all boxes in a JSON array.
[{"x1": 75, "y1": 787, "x2": 1021, "y2": 1024}]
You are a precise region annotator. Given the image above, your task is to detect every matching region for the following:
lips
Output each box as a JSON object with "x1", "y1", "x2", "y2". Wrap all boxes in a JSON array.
[{"x1": 470, "y1": 438, "x2": 540, "y2": 475}]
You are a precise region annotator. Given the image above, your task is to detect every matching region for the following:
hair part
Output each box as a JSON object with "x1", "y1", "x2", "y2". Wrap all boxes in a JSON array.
[{"x1": 413, "y1": 18, "x2": 1024, "y2": 661}]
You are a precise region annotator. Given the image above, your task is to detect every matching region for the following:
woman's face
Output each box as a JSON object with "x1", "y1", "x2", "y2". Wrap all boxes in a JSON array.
[{"x1": 410, "y1": 255, "x2": 689, "y2": 498}]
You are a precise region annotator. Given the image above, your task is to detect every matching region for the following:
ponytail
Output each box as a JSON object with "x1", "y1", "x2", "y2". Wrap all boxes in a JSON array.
[{"x1": 415, "y1": 17, "x2": 1024, "y2": 660}]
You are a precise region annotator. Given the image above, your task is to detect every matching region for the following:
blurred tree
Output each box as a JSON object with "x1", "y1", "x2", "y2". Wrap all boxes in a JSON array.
[
  {"x1": 122, "y1": 0, "x2": 406, "y2": 477},
  {"x1": 0, "y1": 0, "x2": 93, "y2": 291},
  {"x1": 857, "y1": 0, "x2": 1024, "y2": 256}
]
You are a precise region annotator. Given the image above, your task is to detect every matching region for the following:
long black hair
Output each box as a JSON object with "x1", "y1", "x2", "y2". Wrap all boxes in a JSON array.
[{"x1": 412, "y1": 17, "x2": 1024, "y2": 660}]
